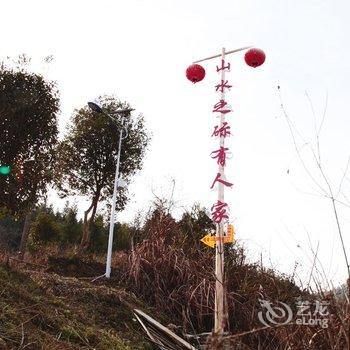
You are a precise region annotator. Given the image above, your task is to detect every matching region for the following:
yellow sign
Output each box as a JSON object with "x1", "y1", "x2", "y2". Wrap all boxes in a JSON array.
[
  {"x1": 200, "y1": 234, "x2": 216, "y2": 248},
  {"x1": 227, "y1": 224, "x2": 234, "y2": 241},
  {"x1": 200, "y1": 224, "x2": 235, "y2": 248}
]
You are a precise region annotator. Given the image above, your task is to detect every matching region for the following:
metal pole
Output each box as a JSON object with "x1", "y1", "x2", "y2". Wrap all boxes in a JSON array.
[
  {"x1": 105, "y1": 119, "x2": 124, "y2": 278},
  {"x1": 214, "y1": 47, "x2": 226, "y2": 334},
  {"x1": 193, "y1": 46, "x2": 251, "y2": 64}
]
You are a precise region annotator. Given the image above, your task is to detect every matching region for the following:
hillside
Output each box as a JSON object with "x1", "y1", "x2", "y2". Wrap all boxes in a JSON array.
[
  {"x1": 0, "y1": 261, "x2": 155, "y2": 349},
  {"x1": 1, "y1": 249, "x2": 348, "y2": 350},
  {"x1": 0, "y1": 204, "x2": 349, "y2": 349}
]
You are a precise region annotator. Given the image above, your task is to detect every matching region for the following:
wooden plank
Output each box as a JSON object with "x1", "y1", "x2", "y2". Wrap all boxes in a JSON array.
[{"x1": 133, "y1": 309, "x2": 197, "y2": 350}]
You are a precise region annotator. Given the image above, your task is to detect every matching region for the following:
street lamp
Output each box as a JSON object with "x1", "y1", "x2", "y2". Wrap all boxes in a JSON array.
[
  {"x1": 88, "y1": 101, "x2": 134, "y2": 278},
  {"x1": 88, "y1": 102, "x2": 103, "y2": 114}
]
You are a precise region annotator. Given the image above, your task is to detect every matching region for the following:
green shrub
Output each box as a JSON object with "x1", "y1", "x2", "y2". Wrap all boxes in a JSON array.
[
  {"x1": 114, "y1": 223, "x2": 132, "y2": 252},
  {"x1": 89, "y1": 215, "x2": 109, "y2": 252},
  {"x1": 60, "y1": 204, "x2": 82, "y2": 244},
  {"x1": 30, "y1": 211, "x2": 62, "y2": 243},
  {"x1": 0, "y1": 215, "x2": 24, "y2": 251}
]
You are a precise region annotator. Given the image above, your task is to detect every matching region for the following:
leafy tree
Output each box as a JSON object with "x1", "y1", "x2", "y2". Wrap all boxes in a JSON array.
[
  {"x1": 0, "y1": 216, "x2": 24, "y2": 251},
  {"x1": 0, "y1": 61, "x2": 60, "y2": 255},
  {"x1": 178, "y1": 203, "x2": 215, "y2": 254},
  {"x1": 55, "y1": 95, "x2": 149, "y2": 251},
  {"x1": 60, "y1": 202, "x2": 82, "y2": 245},
  {"x1": 89, "y1": 215, "x2": 109, "y2": 252},
  {"x1": 113, "y1": 222, "x2": 133, "y2": 251},
  {"x1": 29, "y1": 210, "x2": 61, "y2": 243},
  {"x1": 179, "y1": 204, "x2": 215, "y2": 239}
]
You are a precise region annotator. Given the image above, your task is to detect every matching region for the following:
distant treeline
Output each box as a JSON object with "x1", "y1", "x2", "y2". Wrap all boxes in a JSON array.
[{"x1": 0, "y1": 201, "x2": 214, "y2": 255}]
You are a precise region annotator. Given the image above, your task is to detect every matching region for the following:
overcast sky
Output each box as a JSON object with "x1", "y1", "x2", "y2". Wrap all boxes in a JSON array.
[{"x1": 1, "y1": 0, "x2": 349, "y2": 286}]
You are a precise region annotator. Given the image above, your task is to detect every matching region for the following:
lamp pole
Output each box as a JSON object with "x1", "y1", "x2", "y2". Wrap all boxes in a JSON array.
[{"x1": 87, "y1": 102, "x2": 134, "y2": 278}]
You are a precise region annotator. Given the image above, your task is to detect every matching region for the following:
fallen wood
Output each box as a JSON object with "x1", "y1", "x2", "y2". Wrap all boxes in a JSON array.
[{"x1": 134, "y1": 308, "x2": 198, "y2": 350}]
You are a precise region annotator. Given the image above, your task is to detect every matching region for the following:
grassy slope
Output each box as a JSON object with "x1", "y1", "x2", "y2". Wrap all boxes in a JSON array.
[{"x1": 0, "y1": 263, "x2": 154, "y2": 349}]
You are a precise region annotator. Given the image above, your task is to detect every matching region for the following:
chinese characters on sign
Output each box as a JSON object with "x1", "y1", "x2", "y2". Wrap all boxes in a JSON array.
[
  {"x1": 210, "y1": 173, "x2": 233, "y2": 190},
  {"x1": 212, "y1": 122, "x2": 231, "y2": 138},
  {"x1": 210, "y1": 58, "x2": 233, "y2": 227},
  {"x1": 211, "y1": 200, "x2": 229, "y2": 224}
]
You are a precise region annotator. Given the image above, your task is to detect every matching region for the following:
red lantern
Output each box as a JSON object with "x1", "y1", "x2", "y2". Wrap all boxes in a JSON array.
[
  {"x1": 186, "y1": 64, "x2": 206, "y2": 83},
  {"x1": 244, "y1": 48, "x2": 266, "y2": 68}
]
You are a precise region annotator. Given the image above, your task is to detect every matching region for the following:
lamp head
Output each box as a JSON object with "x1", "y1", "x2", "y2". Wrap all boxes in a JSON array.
[{"x1": 88, "y1": 102, "x2": 103, "y2": 114}]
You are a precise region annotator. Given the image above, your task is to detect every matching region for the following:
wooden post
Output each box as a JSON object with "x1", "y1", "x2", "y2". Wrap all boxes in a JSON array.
[
  {"x1": 19, "y1": 211, "x2": 32, "y2": 259},
  {"x1": 192, "y1": 45, "x2": 253, "y2": 337},
  {"x1": 214, "y1": 47, "x2": 226, "y2": 334}
]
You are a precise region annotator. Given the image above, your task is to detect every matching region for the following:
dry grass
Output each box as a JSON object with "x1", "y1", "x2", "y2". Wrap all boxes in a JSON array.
[
  {"x1": 114, "y1": 206, "x2": 350, "y2": 349},
  {"x1": 0, "y1": 259, "x2": 155, "y2": 349},
  {"x1": 0, "y1": 205, "x2": 348, "y2": 349}
]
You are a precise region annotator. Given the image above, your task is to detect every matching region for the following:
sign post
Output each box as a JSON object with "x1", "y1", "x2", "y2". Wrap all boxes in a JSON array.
[
  {"x1": 214, "y1": 47, "x2": 229, "y2": 334},
  {"x1": 187, "y1": 46, "x2": 265, "y2": 336}
]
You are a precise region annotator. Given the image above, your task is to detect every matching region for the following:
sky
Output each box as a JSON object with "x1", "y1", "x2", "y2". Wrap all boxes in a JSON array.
[{"x1": 1, "y1": 0, "x2": 350, "y2": 287}]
